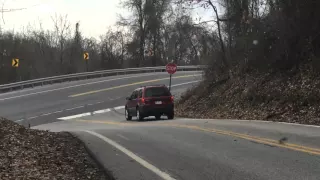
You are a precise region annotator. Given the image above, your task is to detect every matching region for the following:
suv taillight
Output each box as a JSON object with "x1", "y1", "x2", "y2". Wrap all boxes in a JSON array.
[
  {"x1": 141, "y1": 98, "x2": 145, "y2": 104},
  {"x1": 170, "y1": 96, "x2": 174, "y2": 102}
]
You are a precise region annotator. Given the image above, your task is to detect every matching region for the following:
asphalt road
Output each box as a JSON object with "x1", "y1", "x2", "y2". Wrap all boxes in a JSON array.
[
  {"x1": 34, "y1": 110, "x2": 320, "y2": 180},
  {"x1": 1, "y1": 71, "x2": 319, "y2": 180}
]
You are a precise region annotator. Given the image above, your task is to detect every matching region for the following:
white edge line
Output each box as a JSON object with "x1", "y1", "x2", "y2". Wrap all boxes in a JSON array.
[
  {"x1": 84, "y1": 130, "x2": 176, "y2": 180},
  {"x1": 58, "y1": 108, "x2": 112, "y2": 120},
  {"x1": 276, "y1": 121, "x2": 320, "y2": 128},
  {"x1": 114, "y1": 106, "x2": 125, "y2": 110},
  {"x1": 40, "y1": 113, "x2": 52, "y2": 116},
  {"x1": 28, "y1": 116, "x2": 39, "y2": 120},
  {"x1": 93, "y1": 109, "x2": 111, "y2": 114},
  {"x1": 58, "y1": 112, "x2": 91, "y2": 120},
  {"x1": 171, "y1": 80, "x2": 200, "y2": 87}
]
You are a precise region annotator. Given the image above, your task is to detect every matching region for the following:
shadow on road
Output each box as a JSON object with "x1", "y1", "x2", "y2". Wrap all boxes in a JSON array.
[{"x1": 127, "y1": 117, "x2": 170, "y2": 123}]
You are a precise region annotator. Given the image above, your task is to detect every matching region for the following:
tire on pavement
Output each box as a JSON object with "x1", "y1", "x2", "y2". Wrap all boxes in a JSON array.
[
  {"x1": 125, "y1": 107, "x2": 132, "y2": 121},
  {"x1": 167, "y1": 111, "x2": 174, "y2": 120},
  {"x1": 137, "y1": 107, "x2": 144, "y2": 121}
]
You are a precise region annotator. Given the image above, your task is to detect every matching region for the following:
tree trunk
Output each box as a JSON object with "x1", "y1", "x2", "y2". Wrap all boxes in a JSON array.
[
  {"x1": 152, "y1": 32, "x2": 157, "y2": 66},
  {"x1": 208, "y1": 0, "x2": 228, "y2": 68},
  {"x1": 139, "y1": 14, "x2": 145, "y2": 67}
]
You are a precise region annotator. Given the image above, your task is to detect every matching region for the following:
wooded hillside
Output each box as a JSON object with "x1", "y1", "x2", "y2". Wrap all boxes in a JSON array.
[{"x1": 177, "y1": 0, "x2": 320, "y2": 125}]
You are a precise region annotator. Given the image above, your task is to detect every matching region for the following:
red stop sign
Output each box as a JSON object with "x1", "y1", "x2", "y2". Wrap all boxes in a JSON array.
[{"x1": 166, "y1": 63, "x2": 177, "y2": 74}]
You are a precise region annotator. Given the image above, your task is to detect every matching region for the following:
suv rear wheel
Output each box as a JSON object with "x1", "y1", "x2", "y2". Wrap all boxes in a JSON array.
[
  {"x1": 125, "y1": 107, "x2": 132, "y2": 121},
  {"x1": 136, "y1": 107, "x2": 144, "y2": 121},
  {"x1": 167, "y1": 111, "x2": 174, "y2": 120}
]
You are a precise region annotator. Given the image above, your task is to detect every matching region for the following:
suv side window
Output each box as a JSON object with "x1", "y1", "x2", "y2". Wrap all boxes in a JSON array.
[
  {"x1": 132, "y1": 90, "x2": 139, "y2": 99},
  {"x1": 130, "y1": 90, "x2": 137, "y2": 99},
  {"x1": 138, "y1": 89, "x2": 143, "y2": 98}
]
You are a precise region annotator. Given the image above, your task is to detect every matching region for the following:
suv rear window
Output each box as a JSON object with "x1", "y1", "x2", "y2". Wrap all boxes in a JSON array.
[{"x1": 144, "y1": 87, "x2": 171, "y2": 97}]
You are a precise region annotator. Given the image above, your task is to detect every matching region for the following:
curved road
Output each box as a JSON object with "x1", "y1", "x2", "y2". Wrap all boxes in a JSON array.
[{"x1": 1, "y1": 71, "x2": 319, "y2": 180}]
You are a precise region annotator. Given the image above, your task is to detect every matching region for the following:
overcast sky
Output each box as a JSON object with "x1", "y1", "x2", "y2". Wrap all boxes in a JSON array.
[{"x1": 1, "y1": 0, "x2": 213, "y2": 39}]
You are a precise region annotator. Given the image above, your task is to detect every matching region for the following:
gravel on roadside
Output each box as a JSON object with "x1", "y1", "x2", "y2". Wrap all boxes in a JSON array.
[{"x1": 0, "y1": 117, "x2": 114, "y2": 180}]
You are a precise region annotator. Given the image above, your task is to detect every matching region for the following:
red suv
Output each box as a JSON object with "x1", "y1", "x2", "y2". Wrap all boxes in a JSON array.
[{"x1": 125, "y1": 85, "x2": 174, "y2": 121}]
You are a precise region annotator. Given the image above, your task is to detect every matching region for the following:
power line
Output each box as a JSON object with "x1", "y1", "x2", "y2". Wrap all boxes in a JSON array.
[
  {"x1": 0, "y1": 3, "x2": 42, "y2": 12},
  {"x1": 0, "y1": 2, "x2": 43, "y2": 24}
]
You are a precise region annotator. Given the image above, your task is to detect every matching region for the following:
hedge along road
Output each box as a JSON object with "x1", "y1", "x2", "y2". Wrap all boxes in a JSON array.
[{"x1": 0, "y1": 71, "x2": 202, "y2": 126}]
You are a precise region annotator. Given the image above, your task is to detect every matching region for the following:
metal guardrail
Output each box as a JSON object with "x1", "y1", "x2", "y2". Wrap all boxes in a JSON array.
[{"x1": 0, "y1": 65, "x2": 204, "y2": 93}]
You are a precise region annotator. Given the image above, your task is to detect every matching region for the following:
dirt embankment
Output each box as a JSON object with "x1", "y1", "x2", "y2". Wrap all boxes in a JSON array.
[
  {"x1": 0, "y1": 117, "x2": 114, "y2": 180},
  {"x1": 176, "y1": 67, "x2": 320, "y2": 125}
]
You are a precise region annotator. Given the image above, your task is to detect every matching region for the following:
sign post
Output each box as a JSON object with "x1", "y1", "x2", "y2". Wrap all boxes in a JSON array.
[
  {"x1": 84, "y1": 52, "x2": 89, "y2": 72},
  {"x1": 165, "y1": 63, "x2": 177, "y2": 91}
]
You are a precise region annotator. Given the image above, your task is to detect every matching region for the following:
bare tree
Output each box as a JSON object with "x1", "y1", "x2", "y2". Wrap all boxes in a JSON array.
[
  {"x1": 120, "y1": 0, "x2": 152, "y2": 66},
  {"x1": 51, "y1": 14, "x2": 71, "y2": 73}
]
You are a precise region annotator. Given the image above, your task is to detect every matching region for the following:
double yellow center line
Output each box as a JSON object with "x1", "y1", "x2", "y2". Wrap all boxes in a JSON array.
[
  {"x1": 168, "y1": 124, "x2": 320, "y2": 156},
  {"x1": 76, "y1": 119, "x2": 320, "y2": 156},
  {"x1": 69, "y1": 74, "x2": 201, "y2": 98}
]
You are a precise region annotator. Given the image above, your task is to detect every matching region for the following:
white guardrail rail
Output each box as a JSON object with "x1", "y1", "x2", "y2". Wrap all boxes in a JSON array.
[{"x1": 0, "y1": 65, "x2": 205, "y2": 93}]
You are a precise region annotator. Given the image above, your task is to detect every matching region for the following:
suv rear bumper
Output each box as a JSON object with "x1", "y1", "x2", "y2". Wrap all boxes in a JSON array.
[{"x1": 139, "y1": 104, "x2": 174, "y2": 116}]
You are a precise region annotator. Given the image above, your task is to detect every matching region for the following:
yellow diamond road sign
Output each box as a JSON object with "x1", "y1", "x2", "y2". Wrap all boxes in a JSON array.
[
  {"x1": 12, "y1": 58, "x2": 19, "y2": 67},
  {"x1": 84, "y1": 52, "x2": 89, "y2": 60}
]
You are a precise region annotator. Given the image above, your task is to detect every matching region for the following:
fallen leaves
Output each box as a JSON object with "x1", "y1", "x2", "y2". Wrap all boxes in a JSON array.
[
  {"x1": 176, "y1": 69, "x2": 320, "y2": 126},
  {"x1": 0, "y1": 117, "x2": 111, "y2": 180}
]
